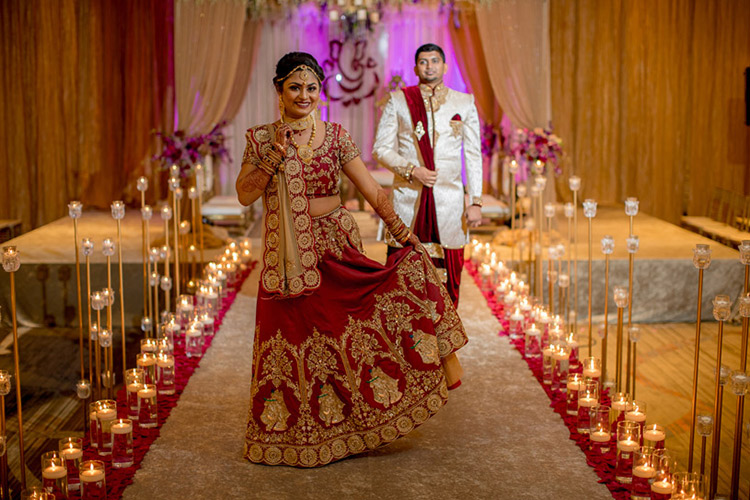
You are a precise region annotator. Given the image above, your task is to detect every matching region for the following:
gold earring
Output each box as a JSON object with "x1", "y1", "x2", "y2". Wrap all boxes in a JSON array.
[{"x1": 278, "y1": 95, "x2": 285, "y2": 120}]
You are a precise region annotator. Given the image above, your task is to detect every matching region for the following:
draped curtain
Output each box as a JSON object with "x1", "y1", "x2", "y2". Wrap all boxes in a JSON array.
[
  {"x1": 550, "y1": 0, "x2": 750, "y2": 222},
  {"x1": 476, "y1": 0, "x2": 551, "y2": 130},
  {"x1": 174, "y1": 0, "x2": 248, "y2": 135},
  {"x1": 0, "y1": 0, "x2": 172, "y2": 233}
]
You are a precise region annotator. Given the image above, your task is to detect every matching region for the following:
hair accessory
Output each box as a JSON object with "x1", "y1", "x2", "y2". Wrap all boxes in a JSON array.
[{"x1": 274, "y1": 64, "x2": 321, "y2": 84}]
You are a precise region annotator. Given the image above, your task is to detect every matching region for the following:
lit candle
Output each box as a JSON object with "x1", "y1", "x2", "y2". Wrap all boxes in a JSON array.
[
  {"x1": 127, "y1": 382, "x2": 144, "y2": 394},
  {"x1": 643, "y1": 426, "x2": 666, "y2": 443},
  {"x1": 60, "y1": 445, "x2": 83, "y2": 461},
  {"x1": 566, "y1": 377, "x2": 582, "y2": 392},
  {"x1": 583, "y1": 366, "x2": 602, "y2": 379},
  {"x1": 651, "y1": 480, "x2": 673, "y2": 495},
  {"x1": 590, "y1": 430, "x2": 611, "y2": 443},
  {"x1": 42, "y1": 463, "x2": 67, "y2": 479},
  {"x1": 80, "y1": 467, "x2": 105, "y2": 483},
  {"x1": 137, "y1": 386, "x2": 157, "y2": 400},
  {"x1": 111, "y1": 419, "x2": 133, "y2": 435},
  {"x1": 156, "y1": 354, "x2": 174, "y2": 368},
  {"x1": 136, "y1": 354, "x2": 156, "y2": 368},
  {"x1": 625, "y1": 410, "x2": 647, "y2": 423},
  {"x1": 617, "y1": 438, "x2": 639, "y2": 452},
  {"x1": 612, "y1": 399, "x2": 630, "y2": 412},
  {"x1": 96, "y1": 406, "x2": 116, "y2": 422},
  {"x1": 633, "y1": 464, "x2": 655, "y2": 479}
]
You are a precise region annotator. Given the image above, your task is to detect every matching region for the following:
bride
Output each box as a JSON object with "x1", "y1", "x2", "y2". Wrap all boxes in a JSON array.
[{"x1": 236, "y1": 51, "x2": 467, "y2": 467}]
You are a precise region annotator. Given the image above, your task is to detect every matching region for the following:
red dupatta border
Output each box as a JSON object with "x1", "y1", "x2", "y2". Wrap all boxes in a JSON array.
[
  {"x1": 402, "y1": 86, "x2": 441, "y2": 245},
  {"x1": 465, "y1": 261, "x2": 631, "y2": 500},
  {"x1": 70, "y1": 262, "x2": 257, "y2": 500}
]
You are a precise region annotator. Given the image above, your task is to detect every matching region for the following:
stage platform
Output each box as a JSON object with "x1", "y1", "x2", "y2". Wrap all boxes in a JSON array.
[
  {"x1": 486, "y1": 205, "x2": 744, "y2": 323},
  {"x1": 0, "y1": 210, "x2": 228, "y2": 329}
]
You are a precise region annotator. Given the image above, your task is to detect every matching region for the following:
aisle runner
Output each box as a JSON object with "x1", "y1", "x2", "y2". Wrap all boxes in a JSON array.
[
  {"x1": 77, "y1": 263, "x2": 256, "y2": 499},
  {"x1": 466, "y1": 261, "x2": 629, "y2": 500}
]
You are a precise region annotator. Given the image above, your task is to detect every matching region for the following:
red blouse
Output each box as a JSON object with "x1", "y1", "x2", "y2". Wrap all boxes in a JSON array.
[{"x1": 303, "y1": 122, "x2": 361, "y2": 198}]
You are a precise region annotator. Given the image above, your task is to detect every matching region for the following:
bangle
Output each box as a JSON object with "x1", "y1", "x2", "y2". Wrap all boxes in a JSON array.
[
  {"x1": 470, "y1": 196, "x2": 483, "y2": 207},
  {"x1": 405, "y1": 164, "x2": 415, "y2": 183},
  {"x1": 257, "y1": 161, "x2": 276, "y2": 177}
]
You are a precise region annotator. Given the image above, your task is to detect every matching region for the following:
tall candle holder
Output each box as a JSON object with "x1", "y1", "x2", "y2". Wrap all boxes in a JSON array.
[
  {"x1": 179, "y1": 220, "x2": 190, "y2": 289},
  {"x1": 2, "y1": 246, "x2": 26, "y2": 489},
  {"x1": 628, "y1": 325, "x2": 641, "y2": 399},
  {"x1": 613, "y1": 285, "x2": 629, "y2": 392},
  {"x1": 708, "y1": 295, "x2": 731, "y2": 498},
  {"x1": 195, "y1": 163, "x2": 206, "y2": 266},
  {"x1": 564, "y1": 202, "x2": 574, "y2": 329},
  {"x1": 82, "y1": 239, "x2": 95, "y2": 391},
  {"x1": 160, "y1": 206, "x2": 173, "y2": 312},
  {"x1": 568, "y1": 176, "x2": 581, "y2": 336},
  {"x1": 730, "y1": 242, "x2": 750, "y2": 499},
  {"x1": 528, "y1": 186, "x2": 539, "y2": 295},
  {"x1": 507, "y1": 160, "x2": 518, "y2": 267},
  {"x1": 517, "y1": 184, "x2": 527, "y2": 275},
  {"x1": 688, "y1": 243, "x2": 712, "y2": 472},
  {"x1": 625, "y1": 234, "x2": 640, "y2": 394},
  {"x1": 544, "y1": 203, "x2": 555, "y2": 312},
  {"x1": 534, "y1": 174, "x2": 546, "y2": 302},
  {"x1": 600, "y1": 235, "x2": 615, "y2": 386},
  {"x1": 67, "y1": 202, "x2": 86, "y2": 411},
  {"x1": 141, "y1": 206, "x2": 154, "y2": 335},
  {"x1": 696, "y1": 413, "x2": 713, "y2": 477},
  {"x1": 555, "y1": 244, "x2": 566, "y2": 325},
  {"x1": 729, "y1": 368, "x2": 749, "y2": 500},
  {"x1": 0, "y1": 369, "x2": 11, "y2": 499},
  {"x1": 137, "y1": 177, "x2": 149, "y2": 319},
  {"x1": 111, "y1": 201, "x2": 128, "y2": 383},
  {"x1": 171, "y1": 181, "x2": 183, "y2": 299},
  {"x1": 582, "y1": 199, "x2": 597, "y2": 356}
]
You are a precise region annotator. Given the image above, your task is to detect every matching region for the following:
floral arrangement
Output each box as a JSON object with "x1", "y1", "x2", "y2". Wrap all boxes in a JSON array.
[
  {"x1": 152, "y1": 121, "x2": 230, "y2": 177},
  {"x1": 508, "y1": 127, "x2": 563, "y2": 180}
]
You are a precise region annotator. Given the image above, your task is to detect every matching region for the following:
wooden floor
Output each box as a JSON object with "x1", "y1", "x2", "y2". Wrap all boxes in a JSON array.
[{"x1": 605, "y1": 319, "x2": 750, "y2": 498}]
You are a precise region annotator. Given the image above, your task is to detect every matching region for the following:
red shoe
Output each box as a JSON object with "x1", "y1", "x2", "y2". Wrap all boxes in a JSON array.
[{"x1": 447, "y1": 380, "x2": 462, "y2": 390}]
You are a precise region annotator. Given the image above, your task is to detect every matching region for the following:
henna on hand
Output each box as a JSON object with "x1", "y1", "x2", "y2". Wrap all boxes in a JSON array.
[{"x1": 241, "y1": 168, "x2": 272, "y2": 193}]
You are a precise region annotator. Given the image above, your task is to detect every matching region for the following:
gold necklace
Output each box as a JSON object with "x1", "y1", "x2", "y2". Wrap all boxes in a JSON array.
[
  {"x1": 290, "y1": 117, "x2": 316, "y2": 164},
  {"x1": 282, "y1": 113, "x2": 314, "y2": 131}
]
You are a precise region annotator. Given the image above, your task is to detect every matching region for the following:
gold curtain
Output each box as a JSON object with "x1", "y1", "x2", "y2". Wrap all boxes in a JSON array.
[
  {"x1": 448, "y1": 2, "x2": 503, "y2": 127},
  {"x1": 174, "y1": 0, "x2": 248, "y2": 135},
  {"x1": 550, "y1": 0, "x2": 750, "y2": 222},
  {"x1": 221, "y1": 18, "x2": 263, "y2": 124},
  {"x1": 0, "y1": 0, "x2": 171, "y2": 232}
]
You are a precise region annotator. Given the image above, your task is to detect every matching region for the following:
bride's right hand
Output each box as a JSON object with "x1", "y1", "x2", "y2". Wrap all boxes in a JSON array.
[{"x1": 275, "y1": 123, "x2": 293, "y2": 152}]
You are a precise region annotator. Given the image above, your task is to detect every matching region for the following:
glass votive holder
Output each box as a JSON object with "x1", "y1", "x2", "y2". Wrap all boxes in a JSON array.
[
  {"x1": 156, "y1": 353, "x2": 176, "y2": 396},
  {"x1": 631, "y1": 446, "x2": 656, "y2": 500},
  {"x1": 59, "y1": 437, "x2": 83, "y2": 492},
  {"x1": 672, "y1": 472, "x2": 706, "y2": 500},
  {"x1": 508, "y1": 309, "x2": 523, "y2": 340},
  {"x1": 731, "y1": 370, "x2": 749, "y2": 396},
  {"x1": 111, "y1": 418, "x2": 134, "y2": 469},
  {"x1": 185, "y1": 321, "x2": 204, "y2": 359},
  {"x1": 542, "y1": 345, "x2": 555, "y2": 386},
  {"x1": 616, "y1": 420, "x2": 641, "y2": 484},
  {"x1": 566, "y1": 333, "x2": 580, "y2": 369},
  {"x1": 140, "y1": 338, "x2": 158, "y2": 354},
  {"x1": 552, "y1": 344, "x2": 570, "y2": 392},
  {"x1": 95, "y1": 399, "x2": 117, "y2": 456},
  {"x1": 200, "y1": 311, "x2": 216, "y2": 337},
  {"x1": 136, "y1": 352, "x2": 157, "y2": 385},
  {"x1": 177, "y1": 294, "x2": 194, "y2": 332},
  {"x1": 582, "y1": 356, "x2": 602, "y2": 389},
  {"x1": 156, "y1": 337, "x2": 173, "y2": 356},
  {"x1": 643, "y1": 423, "x2": 666, "y2": 450},
  {"x1": 88, "y1": 402, "x2": 100, "y2": 450},
  {"x1": 589, "y1": 405, "x2": 611, "y2": 454},
  {"x1": 697, "y1": 413, "x2": 713, "y2": 437},
  {"x1": 21, "y1": 486, "x2": 52, "y2": 499},
  {"x1": 524, "y1": 324, "x2": 541, "y2": 359},
  {"x1": 41, "y1": 450, "x2": 67, "y2": 499},
  {"x1": 577, "y1": 380, "x2": 599, "y2": 434},
  {"x1": 79, "y1": 460, "x2": 106, "y2": 500},
  {"x1": 138, "y1": 383, "x2": 158, "y2": 428},
  {"x1": 76, "y1": 379, "x2": 91, "y2": 400},
  {"x1": 566, "y1": 374, "x2": 583, "y2": 415},
  {"x1": 125, "y1": 368, "x2": 145, "y2": 421},
  {"x1": 610, "y1": 392, "x2": 632, "y2": 432},
  {"x1": 651, "y1": 450, "x2": 677, "y2": 500},
  {"x1": 625, "y1": 400, "x2": 648, "y2": 441},
  {"x1": 0, "y1": 370, "x2": 11, "y2": 396}
]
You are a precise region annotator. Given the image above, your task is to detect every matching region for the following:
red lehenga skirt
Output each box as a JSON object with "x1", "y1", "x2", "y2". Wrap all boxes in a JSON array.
[{"x1": 244, "y1": 207, "x2": 468, "y2": 467}]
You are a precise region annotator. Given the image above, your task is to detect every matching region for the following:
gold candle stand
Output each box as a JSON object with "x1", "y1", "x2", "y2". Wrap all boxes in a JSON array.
[
  {"x1": 613, "y1": 285, "x2": 628, "y2": 392},
  {"x1": 82, "y1": 241, "x2": 95, "y2": 398},
  {"x1": 0, "y1": 390, "x2": 7, "y2": 500},
  {"x1": 583, "y1": 199, "x2": 597, "y2": 356},
  {"x1": 2, "y1": 246, "x2": 26, "y2": 490},
  {"x1": 569, "y1": 176, "x2": 581, "y2": 336},
  {"x1": 688, "y1": 243, "x2": 712, "y2": 472},
  {"x1": 601, "y1": 236, "x2": 614, "y2": 386},
  {"x1": 161, "y1": 205, "x2": 172, "y2": 313},
  {"x1": 544, "y1": 203, "x2": 555, "y2": 314},
  {"x1": 103, "y1": 242, "x2": 115, "y2": 400},
  {"x1": 171, "y1": 184, "x2": 181, "y2": 299},
  {"x1": 508, "y1": 160, "x2": 518, "y2": 268},
  {"x1": 730, "y1": 243, "x2": 750, "y2": 499},
  {"x1": 112, "y1": 202, "x2": 128, "y2": 385},
  {"x1": 67, "y1": 203, "x2": 86, "y2": 399},
  {"x1": 196, "y1": 164, "x2": 205, "y2": 266},
  {"x1": 137, "y1": 178, "x2": 149, "y2": 325},
  {"x1": 564, "y1": 202, "x2": 574, "y2": 330},
  {"x1": 709, "y1": 295, "x2": 731, "y2": 498},
  {"x1": 142, "y1": 207, "x2": 154, "y2": 336}
]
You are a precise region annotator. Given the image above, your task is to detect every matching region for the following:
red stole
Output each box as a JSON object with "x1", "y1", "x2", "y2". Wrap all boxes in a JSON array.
[{"x1": 403, "y1": 86, "x2": 441, "y2": 245}]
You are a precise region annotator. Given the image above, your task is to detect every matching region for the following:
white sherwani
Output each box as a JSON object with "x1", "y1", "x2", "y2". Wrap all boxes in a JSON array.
[{"x1": 372, "y1": 83, "x2": 483, "y2": 249}]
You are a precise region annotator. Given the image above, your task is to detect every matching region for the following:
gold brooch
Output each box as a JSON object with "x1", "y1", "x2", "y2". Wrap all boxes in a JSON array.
[{"x1": 414, "y1": 121, "x2": 425, "y2": 141}]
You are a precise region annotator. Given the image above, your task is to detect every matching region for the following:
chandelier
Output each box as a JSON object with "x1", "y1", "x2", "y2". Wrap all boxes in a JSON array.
[{"x1": 327, "y1": 0, "x2": 382, "y2": 39}]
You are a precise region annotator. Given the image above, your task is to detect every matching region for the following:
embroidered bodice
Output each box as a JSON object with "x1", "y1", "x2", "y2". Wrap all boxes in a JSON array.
[{"x1": 302, "y1": 122, "x2": 360, "y2": 198}]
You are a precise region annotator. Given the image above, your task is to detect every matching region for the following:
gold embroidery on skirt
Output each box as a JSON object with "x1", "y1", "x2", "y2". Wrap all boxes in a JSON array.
[
  {"x1": 410, "y1": 329, "x2": 440, "y2": 365},
  {"x1": 318, "y1": 383, "x2": 345, "y2": 426},
  {"x1": 261, "y1": 389, "x2": 291, "y2": 431},
  {"x1": 368, "y1": 366, "x2": 402, "y2": 408}
]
